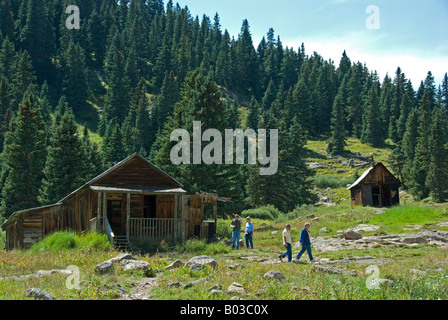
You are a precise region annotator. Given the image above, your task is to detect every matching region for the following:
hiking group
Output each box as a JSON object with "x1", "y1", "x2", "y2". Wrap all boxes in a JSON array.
[{"x1": 230, "y1": 214, "x2": 316, "y2": 263}]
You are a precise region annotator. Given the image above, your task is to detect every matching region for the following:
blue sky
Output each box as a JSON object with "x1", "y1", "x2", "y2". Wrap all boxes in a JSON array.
[{"x1": 176, "y1": 0, "x2": 448, "y2": 86}]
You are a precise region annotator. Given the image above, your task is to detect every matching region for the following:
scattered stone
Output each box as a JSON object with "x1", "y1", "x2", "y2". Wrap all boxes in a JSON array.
[
  {"x1": 209, "y1": 289, "x2": 224, "y2": 295},
  {"x1": 110, "y1": 253, "x2": 136, "y2": 263},
  {"x1": 343, "y1": 230, "x2": 362, "y2": 240},
  {"x1": 165, "y1": 259, "x2": 184, "y2": 271},
  {"x1": 25, "y1": 288, "x2": 56, "y2": 300},
  {"x1": 313, "y1": 217, "x2": 320, "y2": 221},
  {"x1": 351, "y1": 224, "x2": 381, "y2": 233},
  {"x1": 121, "y1": 259, "x2": 150, "y2": 271},
  {"x1": 263, "y1": 270, "x2": 286, "y2": 281},
  {"x1": 208, "y1": 284, "x2": 223, "y2": 291},
  {"x1": 226, "y1": 264, "x2": 245, "y2": 270},
  {"x1": 314, "y1": 265, "x2": 343, "y2": 275},
  {"x1": 271, "y1": 231, "x2": 278, "y2": 235},
  {"x1": 320, "y1": 227, "x2": 328, "y2": 233},
  {"x1": 409, "y1": 269, "x2": 427, "y2": 276},
  {"x1": 184, "y1": 256, "x2": 218, "y2": 271},
  {"x1": 227, "y1": 282, "x2": 246, "y2": 296},
  {"x1": 169, "y1": 282, "x2": 181, "y2": 288},
  {"x1": 96, "y1": 260, "x2": 114, "y2": 274},
  {"x1": 401, "y1": 237, "x2": 428, "y2": 244},
  {"x1": 184, "y1": 278, "x2": 207, "y2": 289},
  {"x1": 98, "y1": 284, "x2": 128, "y2": 295},
  {"x1": 307, "y1": 214, "x2": 316, "y2": 219}
]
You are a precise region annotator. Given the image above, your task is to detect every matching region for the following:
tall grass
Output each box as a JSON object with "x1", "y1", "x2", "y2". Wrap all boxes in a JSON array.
[{"x1": 30, "y1": 231, "x2": 110, "y2": 253}]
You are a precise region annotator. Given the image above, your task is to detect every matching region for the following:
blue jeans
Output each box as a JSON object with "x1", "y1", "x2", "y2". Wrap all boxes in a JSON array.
[
  {"x1": 232, "y1": 230, "x2": 241, "y2": 249},
  {"x1": 296, "y1": 244, "x2": 314, "y2": 261},
  {"x1": 280, "y1": 243, "x2": 292, "y2": 262},
  {"x1": 245, "y1": 233, "x2": 253, "y2": 249}
]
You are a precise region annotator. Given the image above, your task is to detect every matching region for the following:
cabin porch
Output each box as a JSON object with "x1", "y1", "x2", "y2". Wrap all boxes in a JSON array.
[{"x1": 89, "y1": 186, "x2": 186, "y2": 248}]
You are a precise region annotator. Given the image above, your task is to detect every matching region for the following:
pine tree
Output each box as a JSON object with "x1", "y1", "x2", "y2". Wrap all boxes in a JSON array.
[
  {"x1": 235, "y1": 20, "x2": 260, "y2": 97},
  {"x1": 151, "y1": 71, "x2": 180, "y2": 135},
  {"x1": 245, "y1": 115, "x2": 315, "y2": 212},
  {"x1": 425, "y1": 110, "x2": 448, "y2": 202},
  {"x1": 0, "y1": 91, "x2": 46, "y2": 219},
  {"x1": 102, "y1": 124, "x2": 127, "y2": 168},
  {"x1": 61, "y1": 40, "x2": 88, "y2": 114},
  {"x1": 17, "y1": 0, "x2": 55, "y2": 83},
  {"x1": 0, "y1": 0, "x2": 15, "y2": 39},
  {"x1": 0, "y1": 36, "x2": 17, "y2": 82},
  {"x1": 87, "y1": 5, "x2": 106, "y2": 67},
  {"x1": 346, "y1": 62, "x2": 365, "y2": 137},
  {"x1": 361, "y1": 79, "x2": 383, "y2": 147},
  {"x1": 11, "y1": 50, "x2": 37, "y2": 108},
  {"x1": 327, "y1": 78, "x2": 348, "y2": 155},
  {"x1": 409, "y1": 92, "x2": 432, "y2": 200},
  {"x1": 0, "y1": 77, "x2": 12, "y2": 152},
  {"x1": 99, "y1": 31, "x2": 131, "y2": 134},
  {"x1": 39, "y1": 109, "x2": 87, "y2": 205},
  {"x1": 153, "y1": 70, "x2": 228, "y2": 194}
]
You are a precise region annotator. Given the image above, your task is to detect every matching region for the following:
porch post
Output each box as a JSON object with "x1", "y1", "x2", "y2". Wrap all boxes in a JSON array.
[
  {"x1": 103, "y1": 192, "x2": 107, "y2": 233},
  {"x1": 97, "y1": 192, "x2": 102, "y2": 233},
  {"x1": 174, "y1": 194, "x2": 178, "y2": 246},
  {"x1": 126, "y1": 193, "x2": 130, "y2": 237},
  {"x1": 181, "y1": 195, "x2": 186, "y2": 244}
]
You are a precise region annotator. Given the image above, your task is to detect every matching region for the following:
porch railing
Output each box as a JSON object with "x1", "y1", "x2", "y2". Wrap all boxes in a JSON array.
[
  {"x1": 103, "y1": 217, "x2": 115, "y2": 244},
  {"x1": 128, "y1": 218, "x2": 180, "y2": 242}
]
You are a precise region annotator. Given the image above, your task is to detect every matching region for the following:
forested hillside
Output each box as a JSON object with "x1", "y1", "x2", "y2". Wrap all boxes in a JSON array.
[{"x1": 0, "y1": 0, "x2": 447, "y2": 223}]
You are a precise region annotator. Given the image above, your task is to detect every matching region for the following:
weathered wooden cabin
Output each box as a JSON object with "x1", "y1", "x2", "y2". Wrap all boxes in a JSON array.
[
  {"x1": 348, "y1": 162, "x2": 402, "y2": 207},
  {"x1": 1, "y1": 153, "x2": 221, "y2": 251}
]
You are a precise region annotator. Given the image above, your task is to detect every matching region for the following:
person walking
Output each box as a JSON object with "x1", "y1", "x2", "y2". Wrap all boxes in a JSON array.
[
  {"x1": 279, "y1": 224, "x2": 293, "y2": 262},
  {"x1": 230, "y1": 214, "x2": 242, "y2": 249},
  {"x1": 245, "y1": 217, "x2": 254, "y2": 249},
  {"x1": 296, "y1": 222, "x2": 316, "y2": 263}
]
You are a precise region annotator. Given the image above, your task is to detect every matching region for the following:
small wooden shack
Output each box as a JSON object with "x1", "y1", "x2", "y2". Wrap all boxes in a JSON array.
[
  {"x1": 1, "y1": 153, "x2": 222, "y2": 250},
  {"x1": 348, "y1": 162, "x2": 401, "y2": 207}
]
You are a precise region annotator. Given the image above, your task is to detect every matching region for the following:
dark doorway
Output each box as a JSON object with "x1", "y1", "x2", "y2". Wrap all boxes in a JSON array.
[
  {"x1": 381, "y1": 185, "x2": 392, "y2": 207},
  {"x1": 107, "y1": 200, "x2": 122, "y2": 235},
  {"x1": 144, "y1": 196, "x2": 157, "y2": 219}
]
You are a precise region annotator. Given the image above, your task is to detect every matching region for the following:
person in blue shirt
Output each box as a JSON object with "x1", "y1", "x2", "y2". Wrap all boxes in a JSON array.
[
  {"x1": 296, "y1": 222, "x2": 316, "y2": 263},
  {"x1": 245, "y1": 217, "x2": 254, "y2": 249}
]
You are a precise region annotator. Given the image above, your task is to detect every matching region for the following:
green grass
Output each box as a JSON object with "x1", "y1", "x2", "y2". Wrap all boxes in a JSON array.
[
  {"x1": 367, "y1": 205, "x2": 447, "y2": 234},
  {"x1": 30, "y1": 231, "x2": 110, "y2": 253}
]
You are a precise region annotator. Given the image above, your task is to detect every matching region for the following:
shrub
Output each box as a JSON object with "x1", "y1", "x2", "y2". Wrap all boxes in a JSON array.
[
  {"x1": 241, "y1": 205, "x2": 282, "y2": 221},
  {"x1": 312, "y1": 174, "x2": 355, "y2": 189},
  {"x1": 216, "y1": 219, "x2": 232, "y2": 239}
]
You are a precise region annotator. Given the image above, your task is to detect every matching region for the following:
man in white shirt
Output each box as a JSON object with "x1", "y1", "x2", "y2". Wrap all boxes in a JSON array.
[{"x1": 279, "y1": 224, "x2": 293, "y2": 262}]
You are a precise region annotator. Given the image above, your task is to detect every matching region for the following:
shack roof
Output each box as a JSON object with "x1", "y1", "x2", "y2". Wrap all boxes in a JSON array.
[{"x1": 347, "y1": 162, "x2": 401, "y2": 190}]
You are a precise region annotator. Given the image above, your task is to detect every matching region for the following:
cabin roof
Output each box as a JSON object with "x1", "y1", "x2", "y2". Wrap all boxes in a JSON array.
[
  {"x1": 58, "y1": 153, "x2": 185, "y2": 203},
  {"x1": 347, "y1": 162, "x2": 401, "y2": 190}
]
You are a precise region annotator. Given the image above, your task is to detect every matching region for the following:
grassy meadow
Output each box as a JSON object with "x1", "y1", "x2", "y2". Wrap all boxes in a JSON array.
[{"x1": 1, "y1": 137, "x2": 447, "y2": 300}]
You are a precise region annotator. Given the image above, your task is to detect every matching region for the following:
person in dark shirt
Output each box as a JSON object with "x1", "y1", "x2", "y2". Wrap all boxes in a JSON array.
[
  {"x1": 296, "y1": 222, "x2": 316, "y2": 262},
  {"x1": 230, "y1": 214, "x2": 242, "y2": 249}
]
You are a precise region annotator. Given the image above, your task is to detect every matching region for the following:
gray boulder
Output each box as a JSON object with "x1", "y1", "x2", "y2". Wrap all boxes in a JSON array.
[
  {"x1": 401, "y1": 237, "x2": 428, "y2": 244},
  {"x1": 184, "y1": 256, "x2": 218, "y2": 271},
  {"x1": 227, "y1": 282, "x2": 245, "y2": 296},
  {"x1": 121, "y1": 259, "x2": 150, "y2": 271},
  {"x1": 25, "y1": 288, "x2": 56, "y2": 300},
  {"x1": 343, "y1": 230, "x2": 362, "y2": 240},
  {"x1": 165, "y1": 259, "x2": 184, "y2": 270},
  {"x1": 263, "y1": 270, "x2": 286, "y2": 281},
  {"x1": 96, "y1": 260, "x2": 114, "y2": 274}
]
